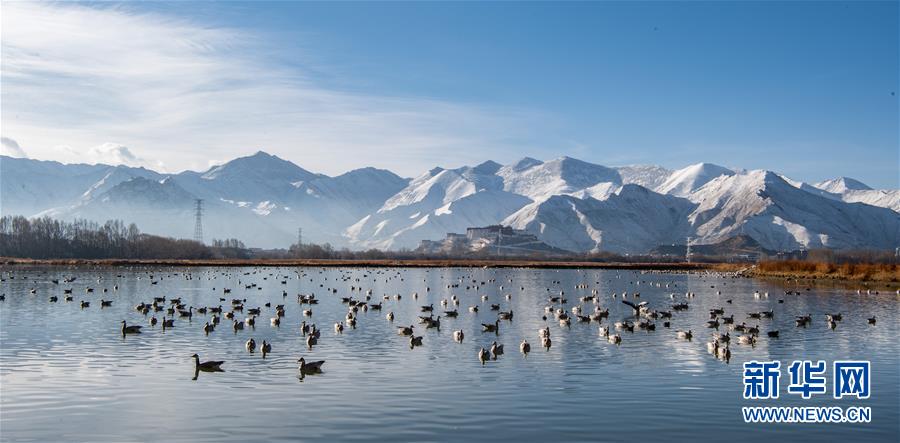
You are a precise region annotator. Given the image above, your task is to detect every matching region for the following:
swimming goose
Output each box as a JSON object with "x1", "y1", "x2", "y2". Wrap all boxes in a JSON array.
[
  {"x1": 101, "y1": 300, "x2": 113, "y2": 307},
  {"x1": 398, "y1": 325, "x2": 414, "y2": 335},
  {"x1": 478, "y1": 347, "x2": 489, "y2": 362},
  {"x1": 203, "y1": 322, "x2": 214, "y2": 335},
  {"x1": 795, "y1": 315, "x2": 812, "y2": 327},
  {"x1": 386, "y1": 311, "x2": 394, "y2": 321},
  {"x1": 716, "y1": 345, "x2": 731, "y2": 361},
  {"x1": 121, "y1": 320, "x2": 142, "y2": 335},
  {"x1": 867, "y1": 316, "x2": 876, "y2": 325},
  {"x1": 245, "y1": 316, "x2": 256, "y2": 327},
  {"x1": 444, "y1": 309, "x2": 459, "y2": 318},
  {"x1": 622, "y1": 300, "x2": 648, "y2": 315},
  {"x1": 738, "y1": 335, "x2": 756, "y2": 345},
  {"x1": 409, "y1": 336, "x2": 423, "y2": 347},
  {"x1": 192, "y1": 354, "x2": 224, "y2": 371},
  {"x1": 162, "y1": 317, "x2": 175, "y2": 328},
  {"x1": 482, "y1": 319, "x2": 500, "y2": 333},
  {"x1": 677, "y1": 330, "x2": 692, "y2": 340},
  {"x1": 541, "y1": 335, "x2": 552, "y2": 348},
  {"x1": 80, "y1": 301, "x2": 90, "y2": 308},
  {"x1": 270, "y1": 316, "x2": 281, "y2": 327},
  {"x1": 149, "y1": 316, "x2": 158, "y2": 326},
  {"x1": 490, "y1": 341, "x2": 504, "y2": 357},
  {"x1": 590, "y1": 309, "x2": 609, "y2": 322},
  {"x1": 599, "y1": 326, "x2": 609, "y2": 337},
  {"x1": 246, "y1": 338, "x2": 256, "y2": 352},
  {"x1": 298, "y1": 357, "x2": 325, "y2": 373},
  {"x1": 233, "y1": 319, "x2": 244, "y2": 331},
  {"x1": 608, "y1": 334, "x2": 621, "y2": 345},
  {"x1": 306, "y1": 334, "x2": 318, "y2": 347},
  {"x1": 261, "y1": 341, "x2": 271, "y2": 357},
  {"x1": 767, "y1": 330, "x2": 779, "y2": 338},
  {"x1": 538, "y1": 326, "x2": 550, "y2": 338},
  {"x1": 453, "y1": 330, "x2": 464, "y2": 342},
  {"x1": 423, "y1": 316, "x2": 441, "y2": 329},
  {"x1": 520, "y1": 340, "x2": 531, "y2": 354}
]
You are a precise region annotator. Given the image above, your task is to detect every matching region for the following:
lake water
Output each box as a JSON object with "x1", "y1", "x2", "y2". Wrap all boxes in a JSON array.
[{"x1": 1, "y1": 266, "x2": 897, "y2": 442}]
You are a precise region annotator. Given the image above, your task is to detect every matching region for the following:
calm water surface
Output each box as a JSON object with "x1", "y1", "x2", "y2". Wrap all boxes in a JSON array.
[{"x1": 1, "y1": 266, "x2": 898, "y2": 442}]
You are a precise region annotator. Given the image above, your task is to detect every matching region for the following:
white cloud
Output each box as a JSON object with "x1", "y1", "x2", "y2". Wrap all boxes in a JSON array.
[
  {"x1": 1, "y1": 2, "x2": 557, "y2": 176},
  {"x1": 0, "y1": 137, "x2": 28, "y2": 158},
  {"x1": 58, "y1": 142, "x2": 163, "y2": 169}
]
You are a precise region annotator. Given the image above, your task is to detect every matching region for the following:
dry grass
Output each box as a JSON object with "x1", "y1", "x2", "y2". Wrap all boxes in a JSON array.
[{"x1": 753, "y1": 260, "x2": 900, "y2": 282}]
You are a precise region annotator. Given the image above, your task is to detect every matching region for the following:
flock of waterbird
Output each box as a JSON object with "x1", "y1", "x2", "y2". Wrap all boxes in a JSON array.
[{"x1": 1, "y1": 267, "x2": 889, "y2": 377}]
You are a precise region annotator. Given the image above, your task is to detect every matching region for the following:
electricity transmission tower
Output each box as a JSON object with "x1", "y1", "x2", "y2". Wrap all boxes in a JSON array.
[
  {"x1": 685, "y1": 236, "x2": 692, "y2": 263},
  {"x1": 193, "y1": 199, "x2": 204, "y2": 244},
  {"x1": 297, "y1": 228, "x2": 302, "y2": 247}
]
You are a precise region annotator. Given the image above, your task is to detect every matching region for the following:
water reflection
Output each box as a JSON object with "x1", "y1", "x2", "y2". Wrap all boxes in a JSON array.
[{"x1": 0, "y1": 266, "x2": 897, "y2": 442}]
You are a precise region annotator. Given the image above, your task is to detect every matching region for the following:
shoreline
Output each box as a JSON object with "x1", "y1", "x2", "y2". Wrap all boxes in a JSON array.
[
  {"x1": 0, "y1": 257, "x2": 716, "y2": 270},
  {"x1": 3, "y1": 257, "x2": 898, "y2": 287}
]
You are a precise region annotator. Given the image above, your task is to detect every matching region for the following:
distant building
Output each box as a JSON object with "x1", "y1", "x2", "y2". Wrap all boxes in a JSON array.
[{"x1": 417, "y1": 225, "x2": 569, "y2": 256}]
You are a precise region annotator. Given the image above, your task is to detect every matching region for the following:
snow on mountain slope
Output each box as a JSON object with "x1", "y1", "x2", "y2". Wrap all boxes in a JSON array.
[
  {"x1": 688, "y1": 170, "x2": 900, "y2": 250},
  {"x1": 782, "y1": 175, "x2": 899, "y2": 212},
  {"x1": 497, "y1": 156, "x2": 621, "y2": 200},
  {"x1": 504, "y1": 184, "x2": 696, "y2": 253},
  {"x1": 43, "y1": 176, "x2": 297, "y2": 246},
  {"x1": 656, "y1": 162, "x2": 734, "y2": 197},
  {"x1": 815, "y1": 177, "x2": 873, "y2": 193},
  {"x1": 345, "y1": 163, "x2": 526, "y2": 249},
  {"x1": 840, "y1": 190, "x2": 900, "y2": 212},
  {"x1": 77, "y1": 167, "x2": 165, "y2": 202},
  {"x1": 0, "y1": 156, "x2": 160, "y2": 217},
  {"x1": 177, "y1": 151, "x2": 324, "y2": 204},
  {"x1": 295, "y1": 167, "x2": 408, "y2": 213},
  {"x1": 615, "y1": 165, "x2": 672, "y2": 190}
]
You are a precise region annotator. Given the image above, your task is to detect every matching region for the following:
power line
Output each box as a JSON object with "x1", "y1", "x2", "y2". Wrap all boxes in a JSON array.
[{"x1": 193, "y1": 199, "x2": 204, "y2": 244}]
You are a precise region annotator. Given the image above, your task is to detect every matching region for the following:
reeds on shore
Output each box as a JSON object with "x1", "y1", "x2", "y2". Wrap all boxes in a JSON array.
[{"x1": 753, "y1": 260, "x2": 899, "y2": 282}]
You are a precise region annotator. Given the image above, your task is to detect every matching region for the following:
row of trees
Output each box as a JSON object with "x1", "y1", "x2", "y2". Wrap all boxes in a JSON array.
[{"x1": 0, "y1": 216, "x2": 247, "y2": 260}]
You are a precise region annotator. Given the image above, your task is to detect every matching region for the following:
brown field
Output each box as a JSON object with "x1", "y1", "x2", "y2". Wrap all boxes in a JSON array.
[{"x1": 749, "y1": 260, "x2": 900, "y2": 283}]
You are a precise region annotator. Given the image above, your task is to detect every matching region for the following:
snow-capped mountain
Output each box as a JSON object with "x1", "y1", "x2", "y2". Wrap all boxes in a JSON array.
[
  {"x1": 687, "y1": 170, "x2": 899, "y2": 251},
  {"x1": 655, "y1": 162, "x2": 735, "y2": 197},
  {"x1": 815, "y1": 177, "x2": 873, "y2": 194},
  {"x1": 503, "y1": 184, "x2": 696, "y2": 253},
  {"x1": 2, "y1": 152, "x2": 897, "y2": 253},
  {"x1": 344, "y1": 163, "x2": 530, "y2": 250}
]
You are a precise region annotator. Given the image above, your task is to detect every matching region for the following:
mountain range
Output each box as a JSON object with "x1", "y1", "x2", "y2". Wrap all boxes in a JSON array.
[{"x1": 1, "y1": 151, "x2": 898, "y2": 253}]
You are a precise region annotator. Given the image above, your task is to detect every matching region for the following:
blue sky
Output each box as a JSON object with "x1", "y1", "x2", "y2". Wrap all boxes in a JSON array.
[{"x1": 1, "y1": 1, "x2": 897, "y2": 187}]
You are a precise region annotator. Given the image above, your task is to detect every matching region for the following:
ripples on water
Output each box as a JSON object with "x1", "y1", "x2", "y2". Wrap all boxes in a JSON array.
[{"x1": 1, "y1": 266, "x2": 897, "y2": 442}]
